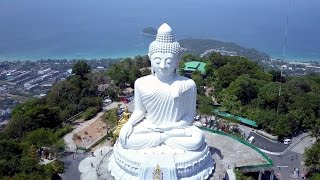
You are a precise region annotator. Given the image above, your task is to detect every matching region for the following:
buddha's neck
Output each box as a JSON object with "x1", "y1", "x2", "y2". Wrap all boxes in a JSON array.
[{"x1": 155, "y1": 73, "x2": 176, "y2": 84}]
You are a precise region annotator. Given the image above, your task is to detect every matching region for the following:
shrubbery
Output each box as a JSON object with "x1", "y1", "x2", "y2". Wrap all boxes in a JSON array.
[
  {"x1": 102, "y1": 108, "x2": 118, "y2": 129},
  {"x1": 82, "y1": 107, "x2": 100, "y2": 121},
  {"x1": 55, "y1": 125, "x2": 73, "y2": 138}
]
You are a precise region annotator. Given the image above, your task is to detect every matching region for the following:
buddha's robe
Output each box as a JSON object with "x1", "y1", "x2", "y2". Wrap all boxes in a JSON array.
[{"x1": 123, "y1": 75, "x2": 204, "y2": 151}]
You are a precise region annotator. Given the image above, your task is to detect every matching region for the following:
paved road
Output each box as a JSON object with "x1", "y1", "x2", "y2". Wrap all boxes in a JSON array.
[
  {"x1": 269, "y1": 150, "x2": 302, "y2": 180},
  {"x1": 60, "y1": 152, "x2": 88, "y2": 180},
  {"x1": 237, "y1": 124, "x2": 255, "y2": 138},
  {"x1": 291, "y1": 135, "x2": 315, "y2": 154},
  {"x1": 268, "y1": 135, "x2": 315, "y2": 180},
  {"x1": 249, "y1": 132, "x2": 289, "y2": 152}
]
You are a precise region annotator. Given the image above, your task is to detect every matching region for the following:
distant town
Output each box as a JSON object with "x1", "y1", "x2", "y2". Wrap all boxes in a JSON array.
[{"x1": 0, "y1": 59, "x2": 117, "y2": 124}]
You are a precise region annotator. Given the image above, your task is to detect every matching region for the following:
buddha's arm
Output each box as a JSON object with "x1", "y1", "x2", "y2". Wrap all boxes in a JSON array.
[
  {"x1": 154, "y1": 81, "x2": 197, "y2": 131},
  {"x1": 126, "y1": 80, "x2": 146, "y2": 126},
  {"x1": 171, "y1": 82, "x2": 197, "y2": 128},
  {"x1": 119, "y1": 80, "x2": 146, "y2": 144}
]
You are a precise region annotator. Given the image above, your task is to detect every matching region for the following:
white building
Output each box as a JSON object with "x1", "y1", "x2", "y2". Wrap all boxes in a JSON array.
[{"x1": 38, "y1": 68, "x2": 51, "y2": 75}]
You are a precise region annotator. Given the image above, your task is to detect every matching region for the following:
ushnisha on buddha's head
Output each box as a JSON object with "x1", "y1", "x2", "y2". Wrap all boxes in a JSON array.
[{"x1": 148, "y1": 23, "x2": 181, "y2": 77}]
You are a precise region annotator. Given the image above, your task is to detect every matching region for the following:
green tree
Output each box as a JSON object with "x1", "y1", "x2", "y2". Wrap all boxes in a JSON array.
[
  {"x1": 310, "y1": 173, "x2": 320, "y2": 180},
  {"x1": 180, "y1": 53, "x2": 200, "y2": 63},
  {"x1": 0, "y1": 138, "x2": 22, "y2": 177},
  {"x1": 235, "y1": 169, "x2": 254, "y2": 180},
  {"x1": 43, "y1": 160, "x2": 64, "y2": 178},
  {"x1": 128, "y1": 64, "x2": 142, "y2": 87},
  {"x1": 107, "y1": 63, "x2": 130, "y2": 89},
  {"x1": 220, "y1": 95, "x2": 242, "y2": 115},
  {"x1": 284, "y1": 77, "x2": 312, "y2": 100},
  {"x1": 273, "y1": 115, "x2": 293, "y2": 138},
  {"x1": 311, "y1": 119, "x2": 320, "y2": 140},
  {"x1": 269, "y1": 70, "x2": 285, "y2": 82},
  {"x1": 222, "y1": 75, "x2": 258, "y2": 105},
  {"x1": 6, "y1": 103, "x2": 60, "y2": 139},
  {"x1": 191, "y1": 71, "x2": 204, "y2": 87},
  {"x1": 197, "y1": 95, "x2": 214, "y2": 115},
  {"x1": 141, "y1": 68, "x2": 151, "y2": 76},
  {"x1": 214, "y1": 56, "x2": 269, "y2": 90},
  {"x1": 257, "y1": 82, "x2": 280, "y2": 110},
  {"x1": 304, "y1": 140, "x2": 320, "y2": 173},
  {"x1": 11, "y1": 172, "x2": 44, "y2": 180},
  {"x1": 134, "y1": 55, "x2": 150, "y2": 68},
  {"x1": 23, "y1": 128, "x2": 57, "y2": 148},
  {"x1": 20, "y1": 155, "x2": 40, "y2": 174},
  {"x1": 72, "y1": 60, "x2": 91, "y2": 77},
  {"x1": 208, "y1": 52, "x2": 229, "y2": 69},
  {"x1": 204, "y1": 61, "x2": 214, "y2": 78}
]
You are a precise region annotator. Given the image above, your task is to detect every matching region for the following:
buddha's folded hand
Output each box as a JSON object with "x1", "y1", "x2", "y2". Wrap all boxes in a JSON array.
[
  {"x1": 153, "y1": 120, "x2": 190, "y2": 131},
  {"x1": 119, "y1": 122, "x2": 133, "y2": 145}
]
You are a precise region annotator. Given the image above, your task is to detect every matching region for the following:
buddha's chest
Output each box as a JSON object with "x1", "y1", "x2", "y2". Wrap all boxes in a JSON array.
[
  {"x1": 140, "y1": 84, "x2": 189, "y2": 109},
  {"x1": 140, "y1": 83, "x2": 175, "y2": 95}
]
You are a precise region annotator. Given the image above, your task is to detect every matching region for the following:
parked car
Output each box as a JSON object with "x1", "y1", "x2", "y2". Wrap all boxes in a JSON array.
[
  {"x1": 284, "y1": 138, "x2": 292, "y2": 145},
  {"x1": 120, "y1": 95, "x2": 133, "y2": 103},
  {"x1": 194, "y1": 115, "x2": 200, "y2": 121},
  {"x1": 247, "y1": 136, "x2": 255, "y2": 143},
  {"x1": 102, "y1": 98, "x2": 112, "y2": 106}
]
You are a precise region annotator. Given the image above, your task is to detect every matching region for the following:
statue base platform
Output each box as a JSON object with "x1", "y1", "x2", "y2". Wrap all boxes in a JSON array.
[{"x1": 102, "y1": 141, "x2": 215, "y2": 180}]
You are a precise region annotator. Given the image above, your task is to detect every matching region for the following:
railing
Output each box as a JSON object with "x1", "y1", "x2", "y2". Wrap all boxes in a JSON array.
[{"x1": 213, "y1": 109, "x2": 258, "y2": 127}]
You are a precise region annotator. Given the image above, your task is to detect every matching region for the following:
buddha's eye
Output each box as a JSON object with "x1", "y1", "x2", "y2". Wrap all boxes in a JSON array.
[
  {"x1": 166, "y1": 59, "x2": 172, "y2": 64},
  {"x1": 154, "y1": 59, "x2": 161, "y2": 64}
]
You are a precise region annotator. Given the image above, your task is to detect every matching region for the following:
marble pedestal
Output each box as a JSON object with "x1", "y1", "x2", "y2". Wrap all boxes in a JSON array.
[{"x1": 104, "y1": 141, "x2": 214, "y2": 180}]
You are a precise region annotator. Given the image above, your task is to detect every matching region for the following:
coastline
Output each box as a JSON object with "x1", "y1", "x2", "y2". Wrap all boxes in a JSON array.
[
  {"x1": 140, "y1": 32, "x2": 156, "y2": 37},
  {"x1": 1, "y1": 53, "x2": 319, "y2": 63},
  {"x1": 0, "y1": 51, "x2": 149, "y2": 62},
  {"x1": 0, "y1": 40, "x2": 318, "y2": 63},
  {"x1": 269, "y1": 56, "x2": 320, "y2": 63}
]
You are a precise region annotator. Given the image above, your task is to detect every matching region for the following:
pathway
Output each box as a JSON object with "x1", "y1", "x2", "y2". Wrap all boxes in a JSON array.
[{"x1": 63, "y1": 102, "x2": 124, "y2": 152}]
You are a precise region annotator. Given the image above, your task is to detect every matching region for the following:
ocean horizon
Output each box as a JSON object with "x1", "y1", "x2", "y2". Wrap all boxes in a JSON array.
[{"x1": 0, "y1": 0, "x2": 319, "y2": 62}]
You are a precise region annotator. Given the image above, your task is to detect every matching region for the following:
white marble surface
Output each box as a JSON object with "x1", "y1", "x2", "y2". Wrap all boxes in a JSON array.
[{"x1": 78, "y1": 146, "x2": 112, "y2": 180}]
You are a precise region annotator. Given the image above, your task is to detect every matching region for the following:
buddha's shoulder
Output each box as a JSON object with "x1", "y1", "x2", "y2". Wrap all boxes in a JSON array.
[
  {"x1": 176, "y1": 75, "x2": 196, "y2": 88},
  {"x1": 135, "y1": 75, "x2": 196, "y2": 88},
  {"x1": 135, "y1": 75, "x2": 154, "y2": 83},
  {"x1": 136, "y1": 75, "x2": 155, "y2": 82}
]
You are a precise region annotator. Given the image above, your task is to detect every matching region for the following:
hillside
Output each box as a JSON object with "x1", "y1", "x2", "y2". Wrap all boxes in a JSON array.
[
  {"x1": 141, "y1": 27, "x2": 157, "y2": 36},
  {"x1": 179, "y1": 38, "x2": 270, "y2": 62}
]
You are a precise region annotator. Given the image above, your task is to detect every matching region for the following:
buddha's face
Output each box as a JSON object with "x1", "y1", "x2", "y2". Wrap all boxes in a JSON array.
[{"x1": 150, "y1": 52, "x2": 180, "y2": 77}]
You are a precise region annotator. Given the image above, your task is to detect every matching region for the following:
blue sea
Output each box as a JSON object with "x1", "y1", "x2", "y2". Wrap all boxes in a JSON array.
[{"x1": 0, "y1": 0, "x2": 319, "y2": 62}]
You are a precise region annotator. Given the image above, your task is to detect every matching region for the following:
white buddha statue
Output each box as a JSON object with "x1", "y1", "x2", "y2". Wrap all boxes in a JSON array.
[
  {"x1": 107, "y1": 23, "x2": 214, "y2": 180},
  {"x1": 119, "y1": 23, "x2": 204, "y2": 151}
]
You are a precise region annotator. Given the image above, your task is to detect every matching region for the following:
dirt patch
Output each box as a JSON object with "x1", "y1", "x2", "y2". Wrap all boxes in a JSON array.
[{"x1": 74, "y1": 118, "x2": 108, "y2": 149}]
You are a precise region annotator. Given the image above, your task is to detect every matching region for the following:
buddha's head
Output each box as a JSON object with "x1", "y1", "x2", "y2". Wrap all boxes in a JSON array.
[{"x1": 148, "y1": 23, "x2": 181, "y2": 77}]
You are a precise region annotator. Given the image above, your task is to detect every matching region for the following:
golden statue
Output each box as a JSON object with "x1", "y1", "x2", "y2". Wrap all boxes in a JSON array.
[
  {"x1": 153, "y1": 164, "x2": 163, "y2": 180},
  {"x1": 113, "y1": 106, "x2": 130, "y2": 139}
]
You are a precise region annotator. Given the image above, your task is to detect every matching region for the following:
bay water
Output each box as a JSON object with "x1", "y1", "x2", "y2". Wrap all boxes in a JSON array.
[{"x1": 0, "y1": 0, "x2": 319, "y2": 61}]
